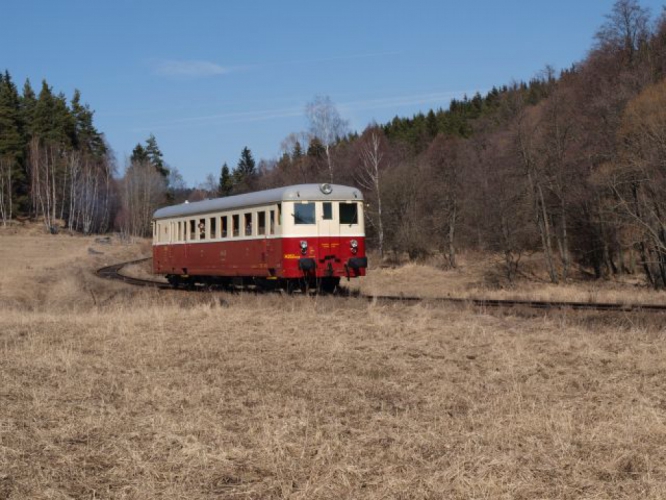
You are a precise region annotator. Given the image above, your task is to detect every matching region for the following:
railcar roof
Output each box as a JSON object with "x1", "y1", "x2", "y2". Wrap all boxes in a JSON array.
[{"x1": 153, "y1": 184, "x2": 363, "y2": 220}]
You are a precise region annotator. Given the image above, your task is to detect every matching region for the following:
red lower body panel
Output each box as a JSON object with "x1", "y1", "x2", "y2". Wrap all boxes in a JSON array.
[{"x1": 153, "y1": 237, "x2": 366, "y2": 279}]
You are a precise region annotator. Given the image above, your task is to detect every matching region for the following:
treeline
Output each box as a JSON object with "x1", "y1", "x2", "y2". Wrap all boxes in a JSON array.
[
  {"x1": 239, "y1": 0, "x2": 666, "y2": 287},
  {"x1": 0, "y1": 74, "x2": 114, "y2": 233}
]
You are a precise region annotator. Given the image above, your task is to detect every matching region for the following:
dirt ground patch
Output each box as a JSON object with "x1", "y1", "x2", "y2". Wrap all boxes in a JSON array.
[{"x1": 1, "y1": 230, "x2": 666, "y2": 499}]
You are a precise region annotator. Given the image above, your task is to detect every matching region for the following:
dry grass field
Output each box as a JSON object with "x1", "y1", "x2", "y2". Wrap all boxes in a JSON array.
[
  {"x1": 2, "y1": 227, "x2": 666, "y2": 499},
  {"x1": 351, "y1": 252, "x2": 666, "y2": 306}
]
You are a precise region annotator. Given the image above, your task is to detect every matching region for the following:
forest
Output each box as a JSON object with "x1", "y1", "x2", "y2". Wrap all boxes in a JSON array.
[{"x1": 2, "y1": 0, "x2": 666, "y2": 287}]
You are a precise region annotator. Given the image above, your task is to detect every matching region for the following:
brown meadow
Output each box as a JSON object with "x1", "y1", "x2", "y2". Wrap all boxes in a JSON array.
[{"x1": 1, "y1": 229, "x2": 666, "y2": 499}]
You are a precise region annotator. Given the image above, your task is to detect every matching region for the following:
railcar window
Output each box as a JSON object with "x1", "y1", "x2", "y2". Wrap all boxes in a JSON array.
[
  {"x1": 269, "y1": 210, "x2": 275, "y2": 235},
  {"x1": 189, "y1": 220, "x2": 196, "y2": 241},
  {"x1": 198, "y1": 218, "x2": 206, "y2": 240},
  {"x1": 221, "y1": 216, "x2": 228, "y2": 238},
  {"x1": 232, "y1": 214, "x2": 239, "y2": 237},
  {"x1": 340, "y1": 203, "x2": 358, "y2": 225},
  {"x1": 294, "y1": 203, "x2": 315, "y2": 225},
  {"x1": 244, "y1": 213, "x2": 253, "y2": 236},
  {"x1": 323, "y1": 202, "x2": 333, "y2": 220},
  {"x1": 258, "y1": 212, "x2": 266, "y2": 235},
  {"x1": 277, "y1": 204, "x2": 282, "y2": 226},
  {"x1": 210, "y1": 217, "x2": 217, "y2": 239}
]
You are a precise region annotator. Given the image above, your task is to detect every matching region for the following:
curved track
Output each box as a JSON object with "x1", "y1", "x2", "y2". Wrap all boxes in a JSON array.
[
  {"x1": 96, "y1": 258, "x2": 172, "y2": 290},
  {"x1": 96, "y1": 258, "x2": 666, "y2": 313}
]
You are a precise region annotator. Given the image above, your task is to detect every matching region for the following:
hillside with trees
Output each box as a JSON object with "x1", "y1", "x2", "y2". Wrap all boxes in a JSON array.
[{"x1": 235, "y1": 0, "x2": 666, "y2": 288}]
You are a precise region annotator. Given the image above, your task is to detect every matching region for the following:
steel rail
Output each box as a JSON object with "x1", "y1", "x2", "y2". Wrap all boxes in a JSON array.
[{"x1": 95, "y1": 259, "x2": 666, "y2": 313}]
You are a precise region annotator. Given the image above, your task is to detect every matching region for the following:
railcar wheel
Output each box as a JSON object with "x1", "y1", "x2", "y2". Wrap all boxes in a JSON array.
[
  {"x1": 319, "y1": 277, "x2": 340, "y2": 294},
  {"x1": 283, "y1": 279, "x2": 309, "y2": 294}
]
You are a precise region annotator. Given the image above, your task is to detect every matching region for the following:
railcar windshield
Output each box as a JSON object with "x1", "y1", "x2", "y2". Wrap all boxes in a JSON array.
[
  {"x1": 340, "y1": 202, "x2": 358, "y2": 225},
  {"x1": 294, "y1": 203, "x2": 316, "y2": 224}
]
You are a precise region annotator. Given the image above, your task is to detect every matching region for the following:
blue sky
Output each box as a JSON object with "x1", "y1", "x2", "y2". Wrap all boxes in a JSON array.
[{"x1": 2, "y1": 0, "x2": 664, "y2": 186}]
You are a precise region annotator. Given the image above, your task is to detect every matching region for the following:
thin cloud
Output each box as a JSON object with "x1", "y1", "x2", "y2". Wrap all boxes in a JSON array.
[
  {"x1": 153, "y1": 51, "x2": 401, "y2": 79},
  {"x1": 132, "y1": 89, "x2": 479, "y2": 132},
  {"x1": 341, "y1": 90, "x2": 480, "y2": 112},
  {"x1": 254, "y1": 50, "x2": 404, "y2": 69},
  {"x1": 132, "y1": 106, "x2": 303, "y2": 132},
  {"x1": 154, "y1": 59, "x2": 231, "y2": 78}
]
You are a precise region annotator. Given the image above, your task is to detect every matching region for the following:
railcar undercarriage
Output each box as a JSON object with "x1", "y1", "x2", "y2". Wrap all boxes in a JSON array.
[{"x1": 166, "y1": 274, "x2": 341, "y2": 294}]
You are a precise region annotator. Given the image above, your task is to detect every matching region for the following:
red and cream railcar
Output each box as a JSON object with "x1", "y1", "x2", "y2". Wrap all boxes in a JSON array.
[{"x1": 152, "y1": 183, "x2": 367, "y2": 291}]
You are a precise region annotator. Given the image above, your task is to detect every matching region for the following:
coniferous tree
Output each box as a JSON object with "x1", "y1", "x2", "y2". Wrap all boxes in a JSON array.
[
  {"x1": 0, "y1": 71, "x2": 24, "y2": 224},
  {"x1": 130, "y1": 143, "x2": 149, "y2": 164},
  {"x1": 145, "y1": 133, "x2": 168, "y2": 178},
  {"x1": 230, "y1": 147, "x2": 257, "y2": 194},
  {"x1": 218, "y1": 162, "x2": 233, "y2": 197},
  {"x1": 292, "y1": 141, "x2": 304, "y2": 159},
  {"x1": 426, "y1": 109, "x2": 438, "y2": 139},
  {"x1": 70, "y1": 89, "x2": 105, "y2": 157},
  {"x1": 307, "y1": 137, "x2": 325, "y2": 158},
  {"x1": 20, "y1": 79, "x2": 36, "y2": 136}
]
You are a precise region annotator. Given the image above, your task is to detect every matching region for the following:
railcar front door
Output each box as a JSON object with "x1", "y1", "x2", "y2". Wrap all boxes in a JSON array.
[{"x1": 317, "y1": 201, "x2": 340, "y2": 276}]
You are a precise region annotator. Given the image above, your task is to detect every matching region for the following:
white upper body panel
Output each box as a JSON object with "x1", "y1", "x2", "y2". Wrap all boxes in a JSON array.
[
  {"x1": 152, "y1": 184, "x2": 365, "y2": 245},
  {"x1": 153, "y1": 184, "x2": 363, "y2": 220}
]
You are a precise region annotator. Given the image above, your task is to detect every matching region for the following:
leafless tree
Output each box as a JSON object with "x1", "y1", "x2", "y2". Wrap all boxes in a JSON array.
[
  {"x1": 607, "y1": 79, "x2": 666, "y2": 286},
  {"x1": 515, "y1": 108, "x2": 559, "y2": 283},
  {"x1": 117, "y1": 159, "x2": 166, "y2": 239},
  {"x1": 28, "y1": 139, "x2": 59, "y2": 232},
  {"x1": 422, "y1": 135, "x2": 467, "y2": 268},
  {"x1": 64, "y1": 150, "x2": 114, "y2": 234},
  {"x1": 199, "y1": 173, "x2": 218, "y2": 198},
  {"x1": 355, "y1": 127, "x2": 389, "y2": 259},
  {"x1": 305, "y1": 95, "x2": 349, "y2": 182},
  {"x1": 595, "y1": 0, "x2": 651, "y2": 61}
]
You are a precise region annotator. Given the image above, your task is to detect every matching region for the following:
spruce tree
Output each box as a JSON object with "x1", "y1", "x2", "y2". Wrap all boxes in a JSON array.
[
  {"x1": 146, "y1": 133, "x2": 168, "y2": 177},
  {"x1": 307, "y1": 137, "x2": 325, "y2": 158},
  {"x1": 292, "y1": 141, "x2": 303, "y2": 159},
  {"x1": 20, "y1": 79, "x2": 36, "y2": 137},
  {"x1": 426, "y1": 109, "x2": 438, "y2": 138},
  {"x1": 32, "y1": 80, "x2": 56, "y2": 140},
  {"x1": 0, "y1": 70, "x2": 25, "y2": 220},
  {"x1": 71, "y1": 89, "x2": 105, "y2": 157},
  {"x1": 231, "y1": 147, "x2": 256, "y2": 194},
  {"x1": 235, "y1": 147, "x2": 255, "y2": 182},
  {"x1": 0, "y1": 71, "x2": 24, "y2": 157},
  {"x1": 218, "y1": 162, "x2": 233, "y2": 197},
  {"x1": 130, "y1": 143, "x2": 149, "y2": 164}
]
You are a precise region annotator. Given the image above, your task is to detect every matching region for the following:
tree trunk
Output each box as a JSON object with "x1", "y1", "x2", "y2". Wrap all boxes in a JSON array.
[
  {"x1": 536, "y1": 183, "x2": 558, "y2": 283},
  {"x1": 447, "y1": 201, "x2": 457, "y2": 268}
]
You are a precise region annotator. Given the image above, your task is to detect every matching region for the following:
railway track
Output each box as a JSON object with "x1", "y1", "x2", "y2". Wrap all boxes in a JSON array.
[
  {"x1": 95, "y1": 258, "x2": 172, "y2": 290},
  {"x1": 95, "y1": 258, "x2": 666, "y2": 313}
]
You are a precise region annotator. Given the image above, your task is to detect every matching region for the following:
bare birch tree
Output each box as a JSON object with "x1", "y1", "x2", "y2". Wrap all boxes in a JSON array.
[
  {"x1": 355, "y1": 127, "x2": 389, "y2": 258},
  {"x1": 305, "y1": 95, "x2": 349, "y2": 182},
  {"x1": 118, "y1": 159, "x2": 166, "y2": 239}
]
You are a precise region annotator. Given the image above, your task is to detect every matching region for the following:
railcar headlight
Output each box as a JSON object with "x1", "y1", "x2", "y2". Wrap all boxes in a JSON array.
[
  {"x1": 350, "y1": 239, "x2": 358, "y2": 254},
  {"x1": 320, "y1": 183, "x2": 333, "y2": 195},
  {"x1": 300, "y1": 240, "x2": 308, "y2": 254}
]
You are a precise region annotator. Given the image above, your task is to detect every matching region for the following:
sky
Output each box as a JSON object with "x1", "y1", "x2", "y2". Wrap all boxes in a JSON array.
[{"x1": 2, "y1": 0, "x2": 665, "y2": 186}]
